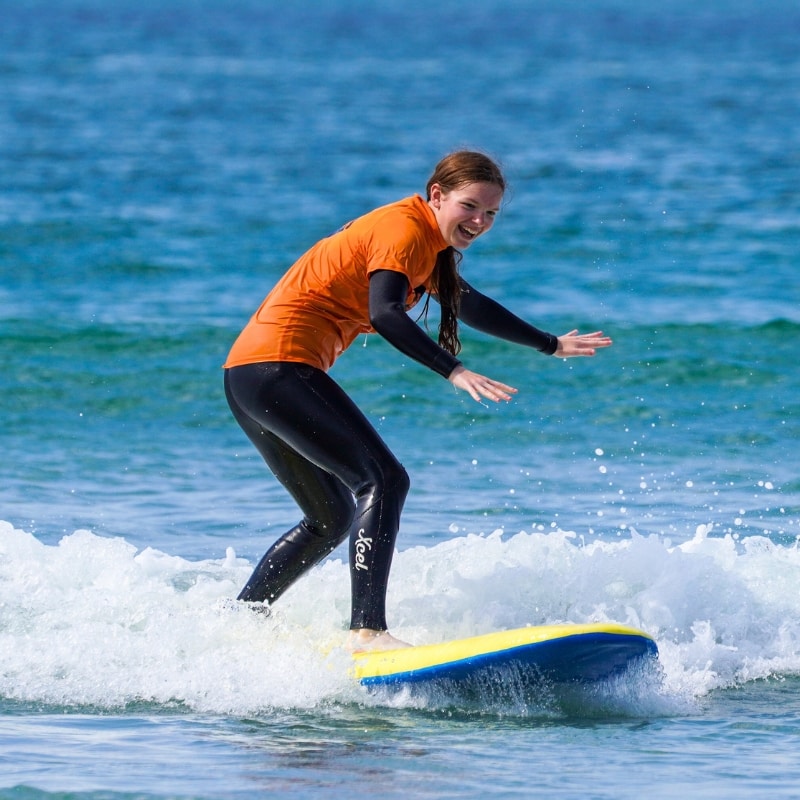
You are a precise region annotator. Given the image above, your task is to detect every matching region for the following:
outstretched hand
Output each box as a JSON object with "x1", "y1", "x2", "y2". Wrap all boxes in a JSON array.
[
  {"x1": 447, "y1": 331, "x2": 612, "y2": 404},
  {"x1": 448, "y1": 365, "x2": 518, "y2": 404},
  {"x1": 555, "y1": 330, "x2": 612, "y2": 357}
]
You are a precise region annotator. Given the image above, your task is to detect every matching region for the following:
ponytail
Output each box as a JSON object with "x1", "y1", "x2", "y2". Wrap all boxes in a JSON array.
[{"x1": 430, "y1": 247, "x2": 463, "y2": 355}]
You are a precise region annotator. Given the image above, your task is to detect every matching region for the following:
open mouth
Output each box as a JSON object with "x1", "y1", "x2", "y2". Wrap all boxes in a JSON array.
[{"x1": 458, "y1": 224, "x2": 479, "y2": 242}]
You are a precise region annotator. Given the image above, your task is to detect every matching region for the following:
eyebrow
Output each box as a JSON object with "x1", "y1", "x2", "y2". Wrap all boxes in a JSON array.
[{"x1": 462, "y1": 196, "x2": 501, "y2": 212}]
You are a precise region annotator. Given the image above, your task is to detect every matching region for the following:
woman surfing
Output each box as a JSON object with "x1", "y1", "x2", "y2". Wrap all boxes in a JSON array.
[{"x1": 223, "y1": 151, "x2": 611, "y2": 651}]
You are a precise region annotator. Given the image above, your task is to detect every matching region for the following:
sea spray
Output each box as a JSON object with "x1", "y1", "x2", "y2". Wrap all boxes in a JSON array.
[{"x1": 3, "y1": 519, "x2": 800, "y2": 716}]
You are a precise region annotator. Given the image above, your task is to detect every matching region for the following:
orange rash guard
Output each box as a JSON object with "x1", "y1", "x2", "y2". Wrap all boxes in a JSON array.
[{"x1": 224, "y1": 194, "x2": 448, "y2": 372}]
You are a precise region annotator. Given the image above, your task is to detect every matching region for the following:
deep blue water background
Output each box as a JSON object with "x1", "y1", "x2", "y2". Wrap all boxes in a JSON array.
[{"x1": 2, "y1": 0, "x2": 800, "y2": 797}]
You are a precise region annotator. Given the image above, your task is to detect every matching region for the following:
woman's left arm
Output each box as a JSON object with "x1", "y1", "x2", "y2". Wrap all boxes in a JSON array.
[{"x1": 457, "y1": 278, "x2": 612, "y2": 358}]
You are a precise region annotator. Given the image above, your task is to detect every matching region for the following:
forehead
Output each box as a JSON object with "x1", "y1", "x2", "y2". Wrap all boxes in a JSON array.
[{"x1": 449, "y1": 182, "x2": 504, "y2": 207}]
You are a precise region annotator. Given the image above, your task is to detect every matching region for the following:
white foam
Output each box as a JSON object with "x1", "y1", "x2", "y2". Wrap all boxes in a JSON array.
[{"x1": 2, "y1": 518, "x2": 799, "y2": 715}]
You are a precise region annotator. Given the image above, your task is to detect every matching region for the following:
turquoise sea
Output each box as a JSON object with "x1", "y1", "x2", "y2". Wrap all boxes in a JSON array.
[{"x1": 2, "y1": 0, "x2": 800, "y2": 796}]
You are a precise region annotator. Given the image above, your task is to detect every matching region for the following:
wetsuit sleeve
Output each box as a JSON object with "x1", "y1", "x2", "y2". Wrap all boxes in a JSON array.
[
  {"x1": 368, "y1": 270, "x2": 462, "y2": 379},
  {"x1": 457, "y1": 278, "x2": 559, "y2": 355}
]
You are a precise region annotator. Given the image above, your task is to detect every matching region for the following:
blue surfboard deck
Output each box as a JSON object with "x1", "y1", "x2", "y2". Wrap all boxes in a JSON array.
[{"x1": 352, "y1": 622, "x2": 657, "y2": 689}]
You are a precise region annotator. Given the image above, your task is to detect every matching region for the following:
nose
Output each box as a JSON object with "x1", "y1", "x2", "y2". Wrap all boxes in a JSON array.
[{"x1": 473, "y1": 210, "x2": 493, "y2": 229}]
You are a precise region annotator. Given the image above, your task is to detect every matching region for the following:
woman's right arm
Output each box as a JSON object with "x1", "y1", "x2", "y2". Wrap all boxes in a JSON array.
[
  {"x1": 368, "y1": 269, "x2": 462, "y2": 378},
  {"x1": 369, "y1": 270, "x2": 518, "y2": 403}
]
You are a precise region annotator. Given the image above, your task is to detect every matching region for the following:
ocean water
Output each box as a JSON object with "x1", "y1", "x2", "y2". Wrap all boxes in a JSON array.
[{"x1": 2, "y1": 0, "x2": 800, "y2": 797}]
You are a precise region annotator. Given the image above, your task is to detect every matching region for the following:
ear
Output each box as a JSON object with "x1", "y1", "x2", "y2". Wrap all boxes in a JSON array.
[{"x1": 429, "y1": 183, "x2": 443, "y2": 208}]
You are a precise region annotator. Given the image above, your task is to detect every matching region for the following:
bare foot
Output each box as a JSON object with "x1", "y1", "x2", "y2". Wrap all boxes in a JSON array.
[{"x1": 347, "y1": 628, "x2": 412, "y2": 653}]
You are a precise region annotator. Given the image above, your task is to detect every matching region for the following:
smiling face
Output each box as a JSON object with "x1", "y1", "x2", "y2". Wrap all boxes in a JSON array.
[{"x1": 428, "y1": 181, "x2": 504, "y2": 250}]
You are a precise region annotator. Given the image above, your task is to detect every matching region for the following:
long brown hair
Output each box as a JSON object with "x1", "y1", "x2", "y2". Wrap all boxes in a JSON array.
[{"x1": 424, "y1": 151, "x2": 506, "y2": 355}]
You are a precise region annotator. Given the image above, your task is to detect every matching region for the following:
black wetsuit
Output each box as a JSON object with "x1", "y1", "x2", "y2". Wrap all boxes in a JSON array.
[{"x1": 224, "y1": 269, "x2": 557, "y2": 631}]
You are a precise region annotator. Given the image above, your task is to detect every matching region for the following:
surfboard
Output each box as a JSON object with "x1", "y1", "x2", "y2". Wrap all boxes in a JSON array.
[{"x1": 352, "y1": 622, "x2": 657, "y2": 690}]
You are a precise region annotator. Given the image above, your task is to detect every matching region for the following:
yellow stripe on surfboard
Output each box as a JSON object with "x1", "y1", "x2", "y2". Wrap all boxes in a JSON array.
[{"x1": 352, "y1": 622, "x2": 655, "y2": 682}]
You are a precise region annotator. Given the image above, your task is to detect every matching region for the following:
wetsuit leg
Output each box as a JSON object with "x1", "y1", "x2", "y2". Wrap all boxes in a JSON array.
[
  {"x1": 224, "y1": 362, "x2": 410, "y2": 631},
  {"x1": 231, "y1": 434, "x2": 355, "y2": 605}
]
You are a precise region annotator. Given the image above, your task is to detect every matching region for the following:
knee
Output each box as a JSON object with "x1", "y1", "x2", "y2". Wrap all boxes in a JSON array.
[
  {"x1": 370, "y1": 457, "x2": 410, "y2": 503},
  {"x1": 392, "y1": 461, "x2": 411, "y2": 502}
]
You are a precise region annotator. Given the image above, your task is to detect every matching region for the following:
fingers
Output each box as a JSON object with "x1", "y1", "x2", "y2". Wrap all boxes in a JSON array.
[
  {"x1": 449, "y1": 369, "x2": 518, "y2": 404},
  {"x1": 556, "y1": 330, "x2": 613, "y2": 357},
  {"x1": 465, "y1": 379, "x2": 516, "y2": 404},
  {"x1": 475, "y1": 378, "x2": 517, "y2": 403}
]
